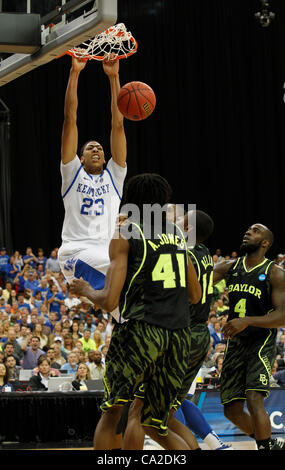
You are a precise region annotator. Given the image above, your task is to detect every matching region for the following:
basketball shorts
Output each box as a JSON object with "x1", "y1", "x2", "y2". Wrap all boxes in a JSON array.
[
  {"x1": 58, "y1": 243, "x2": 109, "y2": 290},
  {"x1": 174, "y1": 322, "x2": 210, "y2": 406},
  {"x1": 101, "y1": 319, "x2": 192, "y2": 436},
  {"x1": 220, "y1": 330, "x2": 277, "y2": 405}
]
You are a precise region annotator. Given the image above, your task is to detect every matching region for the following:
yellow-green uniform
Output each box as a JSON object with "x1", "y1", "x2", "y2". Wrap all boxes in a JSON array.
[
  {"x1": 176, "y1": 243, "x2": 214, "y2": 403},
  {"x1": 101, "y1": 220, "x2": 192, "y2": 435},
  {"x1": 220, "y1": 257, "x2": 276, "y2": 404}
]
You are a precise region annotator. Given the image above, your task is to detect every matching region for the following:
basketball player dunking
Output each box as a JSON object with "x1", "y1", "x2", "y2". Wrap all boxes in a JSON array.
[
  {"x1": 214, "y1": 223, "x2": 285, "y2": 451},
  {"x1": 58, "y1": 55, "x2": 127, "y2": 298}
]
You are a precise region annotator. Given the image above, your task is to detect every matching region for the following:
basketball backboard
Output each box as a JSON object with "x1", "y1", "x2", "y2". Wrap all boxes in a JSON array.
[{"x1": 0, "y1": 0, "x2": 117, "y2": 86}]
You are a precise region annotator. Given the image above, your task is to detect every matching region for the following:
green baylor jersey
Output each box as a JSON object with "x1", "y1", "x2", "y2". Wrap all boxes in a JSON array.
[
  {"x1": 188, "y1": 244, "x2": 214, "y2": 326},
  {"x1": 225, "y1": 257, "x2": 276, "y2": 340},
  {"x1": 119, "y1": 220, "x2": 190, "y2": 330}
]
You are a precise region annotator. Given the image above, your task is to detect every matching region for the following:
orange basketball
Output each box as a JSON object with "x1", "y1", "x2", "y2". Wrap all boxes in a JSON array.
[{"x1": 117, "y1": 81, "x2": 156, "y2": 121}]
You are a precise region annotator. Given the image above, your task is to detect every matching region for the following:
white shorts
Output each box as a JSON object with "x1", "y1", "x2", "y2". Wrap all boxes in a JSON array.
[
  {"x1": 58, "y1": 243, "x2": 109, "y2": 290},
  {"x1": 58, "y1": 243, "x2": 123, "y2": 323}
]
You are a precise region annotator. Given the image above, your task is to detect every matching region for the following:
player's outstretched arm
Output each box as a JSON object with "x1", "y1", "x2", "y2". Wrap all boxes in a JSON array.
[
  {"x1": 222, "y1": 265, "x2": 285, "y2": 339},
  {"x1": 187, "y1": 256, "x2": 202, "y2": 304},
  {"x1": 213, "y1": 259, "x2": 235, "y2": 284},
  {"x1": 103, "y1": 55, "x2": 126, "y2": 168},
  {"x1": 69, "y1": 232, "x2": 129, "y2": 312},
  {"x1": 61, "y1": 57, "x2": 87, "y2": 164}
]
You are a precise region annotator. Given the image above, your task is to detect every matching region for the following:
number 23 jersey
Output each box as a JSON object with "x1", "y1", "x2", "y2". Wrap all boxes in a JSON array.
[{"x1": 60, "y1": 156, "x2": 127, "y2": 248}]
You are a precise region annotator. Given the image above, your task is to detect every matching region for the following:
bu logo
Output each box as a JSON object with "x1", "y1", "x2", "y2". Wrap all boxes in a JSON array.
[
  {"x1": 64, "y1": 257, "x2": 76, "y2": 272},
  {"x1": 259, "y1": 374, "x2": 268, "y2": 386}
]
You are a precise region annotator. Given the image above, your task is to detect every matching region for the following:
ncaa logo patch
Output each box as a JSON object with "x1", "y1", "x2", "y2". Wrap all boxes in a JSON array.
[{"x1": 259, "y1": 274, "x2": 266, "y2": 281}]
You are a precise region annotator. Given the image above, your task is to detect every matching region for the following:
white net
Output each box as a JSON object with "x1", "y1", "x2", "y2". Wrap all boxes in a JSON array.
[{"x1": 68, "y1": 23, "x2": 137, "y2": 60}]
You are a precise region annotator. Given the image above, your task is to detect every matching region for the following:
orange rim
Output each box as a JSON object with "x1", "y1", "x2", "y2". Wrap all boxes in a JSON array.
[{"x1": 56, "y1": 36, "x2": 137, "y2": 61}]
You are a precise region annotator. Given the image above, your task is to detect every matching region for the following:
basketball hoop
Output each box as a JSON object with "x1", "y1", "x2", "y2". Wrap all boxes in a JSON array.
[{"x1": 63, "y1": 23, "x2": 137, "y2": 61}]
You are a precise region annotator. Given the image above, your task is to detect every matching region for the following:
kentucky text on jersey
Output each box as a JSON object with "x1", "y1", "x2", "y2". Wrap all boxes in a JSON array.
[
  {"x1": 147, "y1": 233, "x2": 186, "y2": 251},
  {"x1": 76, "y1": 182, "x2": 110, "y2": 198},
  {"x1": 227, "y1": 283, "x2": 262, "y2": 298}
]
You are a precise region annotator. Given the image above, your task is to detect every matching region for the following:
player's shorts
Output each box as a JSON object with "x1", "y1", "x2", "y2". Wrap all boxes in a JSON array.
[
  {"x1": 58, "y1": 243, "x2": 109, "y2": 290},
  {"x1": 101, "y1": 319, "x2": 192, "y2": 436},
  {"x1": 174, "y1": 322, "x2": 210, "y2": 405},
  {"x1": 220, "y1": 329, "x2": 277, "y2": 405}
]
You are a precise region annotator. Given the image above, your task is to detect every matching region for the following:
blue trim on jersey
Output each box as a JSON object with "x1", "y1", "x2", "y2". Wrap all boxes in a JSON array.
[
  {"x1": 106, "y1": 168, "x2": 122, "y2": 200},
  {"x1": 74, "y1": 259, "x2": 106, "y2": 290},
  {"x1": 62, "y1": 165, "x2": 83, "y2": 199}
]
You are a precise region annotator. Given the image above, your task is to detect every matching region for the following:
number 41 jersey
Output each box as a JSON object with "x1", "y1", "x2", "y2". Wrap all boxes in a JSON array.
[
  {"x1": 119, "y1": 221, "x2": 190, "y2": 330},
  {"x1": 60, "y1": 156, "x2": 127, "y2": 248},
  {"x1": 226, "y1": 257, "x2": 275, "y2": 340}
]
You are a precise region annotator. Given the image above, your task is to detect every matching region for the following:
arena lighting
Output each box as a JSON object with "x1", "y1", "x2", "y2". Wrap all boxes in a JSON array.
[{"x1": 255, "y1": 0, "x2": 275, "y2": 27}]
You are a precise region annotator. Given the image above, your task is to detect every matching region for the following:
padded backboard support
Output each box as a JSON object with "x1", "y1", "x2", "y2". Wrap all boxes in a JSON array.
[{"x1": 0, "y1": 0, "x2": 117, "y2": 86}]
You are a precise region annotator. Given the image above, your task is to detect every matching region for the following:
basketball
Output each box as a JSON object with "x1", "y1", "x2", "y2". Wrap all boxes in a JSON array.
[{"x1": 117, "y1": 81, "x2": 156, "y2": 121}]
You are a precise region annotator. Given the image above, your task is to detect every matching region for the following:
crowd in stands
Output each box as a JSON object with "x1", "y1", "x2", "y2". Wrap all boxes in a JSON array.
[
  {"x1": 0, "y1": 245, "x2": 285, "y2": 392},
  {"x1": 0, "y1": 246, "x2": 113, "y2": 391}
]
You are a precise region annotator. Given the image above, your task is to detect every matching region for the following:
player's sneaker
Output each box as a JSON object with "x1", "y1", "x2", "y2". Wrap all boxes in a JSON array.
[
  {"x1": 215, "y1": 443, "x2": 234, "y2": 450},
  {"x1": 269, "y1": 438, "x2": 285, "y2": 450}
]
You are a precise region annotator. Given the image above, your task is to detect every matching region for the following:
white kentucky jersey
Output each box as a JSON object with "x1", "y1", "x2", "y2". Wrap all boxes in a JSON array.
[{"x1": 60, "y1": 155, "x2": 127, "y2": 249}]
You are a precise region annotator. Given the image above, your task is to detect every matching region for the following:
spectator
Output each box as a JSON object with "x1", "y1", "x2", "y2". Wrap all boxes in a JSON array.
[
  {"x1": 276, "y1": 332, "x2": 285, "y2": 360},
  {"x1": 64, "y1": 291, "x2": 81, "y2": 311},
  {"x1": 270, "y1": 359, "x2": 280, "y2": 387},
  {"x1": 2, "y1": 281, "x2": 13, "y2": 302},
  {"x1": 38, "y1": 278, "x2": 50, "y2": 298},
  {"x1": 60, "y1": 351, "x2": 78, "y2": 376},
  {"x1": 16, "y1": 325, "x2": 31, "y2": 347},
  {"x1": 4, "y1": 354, "x2": 21, "y2": 381},
  {"x1": 36, "y1": 248, "x2": 47, "y2": 271},
  {"x1": 2, "y1": 342, "x2": 21, "y2": 365},
  {"x1": 84, "y1": 314, "x2": 96, "y2": 335},
  {"x1": 33, "y1": 323, "x2": 49, "y2": 351},
  {"x1": 62, "y1": 333, "x2": 75, "y2": 357},
  {"x1": 210, "y1": 353, "x2": 224, "y2": 379},
  {"x1": 46, "y1": 347, "x2": 61, "y2": 369},
  {"x1": 0, "y1": 247, "x2": 10, "y2": 286},
  {"x1": 72, "y1": 362, "x2": 91, "y2": 390},
  {"x1": 45, "y1": 250, "x2": 61, "y2": 273},
  {"x1": 48, "y1": 322, "x2": 62, "y2": 346},
  {"x1": 98, "y1": 333, "x2": 112, "y2": 352},
  {"x1": 78, "y1": 350, "x2": 87, "y2": 363},
  {"x1": 28, "y1": 355, "x2": 58, "y2": 391},
  {"x1": 210, "y1": 321, "x2": 223, "y2": 348},
  {"x1": 24, "y1": 271, "x2": 40, "y2": 293},
  {"x1": 87, "y1": 350, "x2": 105, "y2": 380},
  {"x1": 0, "y1": 362, "x2": 14, "y2": 391},
  {"x1": 13, "y1": 250, "x2": 24, "y2": 271},
  {"x1": 21, "y1": 334, "x2": 45, "y2": 369},
  {"x1": 79, "y1": 329, "x2": 96, "y2": 354},
  {"x1": 101, "y1": 345, "x2": 109, "y2": 364},
  {"x1": 17, "y1": 292, "x2": 31, "y2": 313},
  {"x1": 93, "y1": 331, "x2": 104, "y2": 351},
  {"x1": 2, "y1": 327, "x2": 23, "y2": 361},
  {"x1": 31, "y1": 290, "x2": 46, "y2": 314},
  {"x1": 51, "y1": 342, "x2": 66, "y2": 367},
  {"x1": 272, "y1": 368, "x2": 285, "y2": 386},
  {"x1": 22, "y1": 247, "x2": 38, "y2": 269},
  {"x1": 47, "y1": 285, "x2": 65, "y2": 319},
  {"x1": 70, "y1": 320, "x2": 82, "y2": 342},
  {"x1": 0, "y1": 319, "x2": 10, "y2": 342},
  {"x1": 95, "y1": 320, "x2": 107, "y2": 342},
  {"x1": 4, "y1": 256, "x2": 20, "y2": 283}
]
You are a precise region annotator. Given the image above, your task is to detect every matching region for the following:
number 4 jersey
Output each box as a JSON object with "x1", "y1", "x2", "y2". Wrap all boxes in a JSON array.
[
  {"x1": 225, "y1": 257, "x2": 275, "y2": 339},
  {"x1": 58, "y1": 156, "x2": 127, "y2": 286}
]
